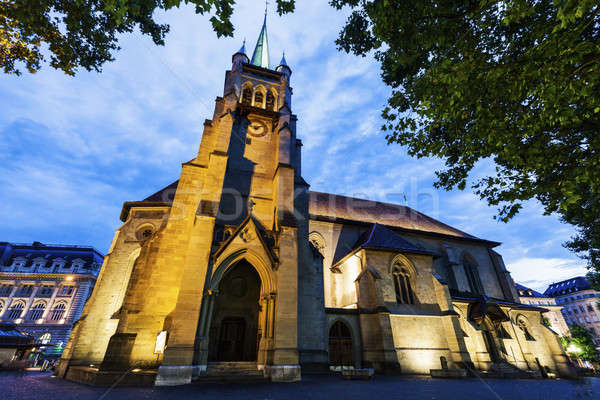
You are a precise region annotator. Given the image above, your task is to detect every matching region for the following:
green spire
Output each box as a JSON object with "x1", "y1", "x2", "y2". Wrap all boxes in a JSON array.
[{"x1": 251, "y1": 14, "x2": 270, "y2": 69}]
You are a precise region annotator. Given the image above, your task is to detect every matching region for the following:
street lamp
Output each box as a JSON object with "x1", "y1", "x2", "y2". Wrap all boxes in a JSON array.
[{"x1": 567, "y1": 343, "x2": 581, "y2": 354}]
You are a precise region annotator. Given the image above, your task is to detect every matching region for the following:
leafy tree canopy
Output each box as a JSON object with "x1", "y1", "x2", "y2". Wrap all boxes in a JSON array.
[
  {"x1": 332, "y1": 0, "x2": 600, "y2": 275},
  {"x1": 562, "y1": 325, "x2": 600, "y2": 362},
  {"x1": 0, "y1": 0, "x2": 295, "y2": 75}
]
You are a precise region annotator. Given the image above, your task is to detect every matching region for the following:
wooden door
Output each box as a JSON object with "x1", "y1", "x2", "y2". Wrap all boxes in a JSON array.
[
  {"x1": 218, "y1": 317, "x2": 246, "y2": 361},
  {"x1": 329, "y1": 321, "x2": 353, "y2": 367}
]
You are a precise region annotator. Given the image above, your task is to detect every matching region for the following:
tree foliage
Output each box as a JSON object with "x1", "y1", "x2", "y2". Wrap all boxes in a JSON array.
[
  {"x1": 332, "y1": 0, "x2": 600, "y2": 275},
  {"x1": 562, "y1": 325, "x2": 600, "y2": 362},
  {"x1": 0, "y1": 0, "x2": 295, "y2": 75}
]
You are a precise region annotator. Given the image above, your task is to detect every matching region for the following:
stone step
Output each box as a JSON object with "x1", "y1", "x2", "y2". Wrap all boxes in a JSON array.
[
  {"x1": 194, "y1": 374, "x2": 268, "y2": 384},
  {"x1": 489, "y1": 362, "x2": 542, "y2": 379},
  {"x1": 195, "y1": 362, "x2": 268, "y2": 384},
  {"x1": 206, "y1": 362, "x2": 263, "y2": 376}
]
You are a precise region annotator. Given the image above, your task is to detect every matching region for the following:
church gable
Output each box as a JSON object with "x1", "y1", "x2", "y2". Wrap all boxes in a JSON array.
[{"x1": 212, "y1": 214, "x2": 279, "y2": 269}]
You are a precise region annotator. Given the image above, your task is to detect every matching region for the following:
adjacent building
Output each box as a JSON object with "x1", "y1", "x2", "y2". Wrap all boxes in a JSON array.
[
  {"x1": 544, "y1": 276, "x2": 600, "y2": 349},
  {"x1": 516, "y1": 283, "x2": 570, "y2": 337},
  {"x1": 0, "y1": 242, "x2": 103, "y2": 363},
  {"x1": 57, "y1": 16, "x2": 576, "y2": 386}
]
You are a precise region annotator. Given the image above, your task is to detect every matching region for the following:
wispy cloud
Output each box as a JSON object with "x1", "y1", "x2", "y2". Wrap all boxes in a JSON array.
[{"x1": 508, "y1": 257, "x2": 588, "y2": 292}]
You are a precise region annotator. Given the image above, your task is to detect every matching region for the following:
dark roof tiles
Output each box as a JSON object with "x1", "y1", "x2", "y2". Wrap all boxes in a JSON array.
[
  {"x1": 544, "y1": 276, "x2": 593, "y2": 297},
  {"x1": 354, "y1": 223, "x2": 436, "y2": 255},
  {"x1": 515, "y1": 283, "x2": 549, "y2": 298}
]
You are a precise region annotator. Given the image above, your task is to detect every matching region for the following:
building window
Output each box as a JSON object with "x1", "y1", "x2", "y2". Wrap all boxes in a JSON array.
[
  {"x1": 27, "y1": 302, "x2": 46, "y2": 320},
  {"x1": 587, "y1": 305, "x2": 594, "y2": 312},
  {"x1": 266, "y1": 91, "x2": 275, "y2": 110},
  {"x1": 38, "y1": 333, "x2": 51, "y2": 345},
  {"x1": 50, "y1": 303, "x2": 66, "y2": 321},
  {"x1": 38, "y1": 285, "x2": 54, "y2": 297},
  {"x1": 517, "y1": 319, "x2": 535, "y2": 341},
  {"x1": 16, "y1": 284, "x2": 34, "y2": 297},
  {"x1": 0, "y1": 284, "x2": 14, "y2": 296},
  {"x1": 254, "y1": 91, "x2": 264, "y2": 107},
  {"x1": 463, "y1": 256, "x2": 484, "y2": 294},
  {"x1": 392, "y1": 264, "x2": 415, "y2": 304},
  {"x1": 241, "y1": 86, "x2": 252, "y2": 105},
  {"x1": 58, "y1": 285, "x2": 74, "y2": 297},
  {"x1": 0, "y1": 301, "x2": 4, "y2": 315},
  {"x1": 6, "y1": 301, "x2": 25, "y2": 320},
  {"x1": 136, "y1": 225, "x2": 155, "y2": 241}
]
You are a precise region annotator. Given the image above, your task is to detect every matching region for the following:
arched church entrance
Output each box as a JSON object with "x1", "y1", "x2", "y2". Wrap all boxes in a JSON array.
[
  {"x1": 208, "y1": 260, "x2": 261, "y2": 361},
  {"x1": 329, "y1": 321, "x2": 353, "y2": 367}
]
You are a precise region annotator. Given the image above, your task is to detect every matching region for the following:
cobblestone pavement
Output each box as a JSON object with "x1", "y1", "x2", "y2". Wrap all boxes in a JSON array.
[{"x1": 2, "y1": 372, "x2": 599, "y2": 400}]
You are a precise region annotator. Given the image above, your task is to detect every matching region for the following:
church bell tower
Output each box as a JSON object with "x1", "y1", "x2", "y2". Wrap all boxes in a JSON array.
[{"x1": 57, "y1": 12, "x2": 319, "y2": 386}]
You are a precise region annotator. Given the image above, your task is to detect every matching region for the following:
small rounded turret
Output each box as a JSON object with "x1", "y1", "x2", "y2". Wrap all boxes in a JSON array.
[
  {"x1": 276, "y1": 52, "x2": 291, "y2": 82},
  {"x1": 232, "y1": 40, "x2": 249, "y2": 70}
]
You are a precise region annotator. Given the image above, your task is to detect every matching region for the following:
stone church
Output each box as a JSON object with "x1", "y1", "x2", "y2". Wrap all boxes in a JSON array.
[{"x1": 56, "y1": 17, "x2": 575, "y2": 385}]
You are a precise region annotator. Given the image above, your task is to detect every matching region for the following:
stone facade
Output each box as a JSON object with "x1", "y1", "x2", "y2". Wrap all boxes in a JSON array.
[
  {"x1": 0, "y1": 241, "x2": 103, "y2": 363},
  {"x1": 56, "y1": 21, "x2": 576, "y2": 385}
]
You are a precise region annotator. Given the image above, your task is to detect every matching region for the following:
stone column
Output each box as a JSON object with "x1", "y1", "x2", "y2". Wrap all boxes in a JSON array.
[
  {"x1": 41, "y1": 284, "x2": 59, "y2": 322},
  {"x1": 269, "y1": 227, "x2": 301, "y2": 382},
  {"x1": 21, "y1": 283, "x2": 40, "y2": 321},
  {"x1": 0, "y1": 283, "x2": 17, "y2": 318},
  {"x1": 192, "y1": 289, "x2": 217, "y2": 372}
]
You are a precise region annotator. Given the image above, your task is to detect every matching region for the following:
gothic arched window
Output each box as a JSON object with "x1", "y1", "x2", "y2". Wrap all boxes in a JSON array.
[
  {"x1": 266, "y1": 91, "x2": 275, "y2": 110},
  {"x1": 392, "y1": 264, "x2": 415, "y2": 304},
  {"x1": 7, "y1": 301, "x2": 25, "y2": 320},
  {"x1": 28, "y1": 302, "x2": 46, "y2": 320},
  {"x1": 242, "y1": 86, "x2": 253, "y2": 105},
  {"x1": 517, "y1": 318, "x2": 535, "y2": 341},
  {"x1": 464, "y1": 255, "x2": 484, "y2": 295},
  {"x1": 254, "y1": 91, "x2": 264, "y2": 107},
  {"x1": 50, "y1": 302, "x2": 67, "y2": 321}
]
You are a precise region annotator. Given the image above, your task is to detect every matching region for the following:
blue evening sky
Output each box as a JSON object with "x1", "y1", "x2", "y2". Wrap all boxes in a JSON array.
[{"x1": 0, "y1": 1, "x2": 587, "y2": 292}]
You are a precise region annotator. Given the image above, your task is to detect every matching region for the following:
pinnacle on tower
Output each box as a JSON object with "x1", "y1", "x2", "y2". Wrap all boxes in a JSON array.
[
  {"x1": 279, "y1": 51, "x2": 288, "y2": 67},
  {"x1": 251, "y1": 13, "x2": 270, "y2": 69},
  {"x1": 276, "y1": 51, "x2": 291, "y2": 80}
]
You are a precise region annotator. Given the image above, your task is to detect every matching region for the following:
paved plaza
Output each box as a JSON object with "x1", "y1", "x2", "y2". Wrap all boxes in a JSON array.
[{"x1": 2, "y1": 372, "x2": 599, "y2": 400}]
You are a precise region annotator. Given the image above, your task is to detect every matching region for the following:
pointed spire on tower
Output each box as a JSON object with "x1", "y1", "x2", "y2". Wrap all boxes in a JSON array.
[
  {"x1": 238, "y1": 38, "x2": 247, "y2": 55},
  {"x1": 276, "y1": 50, "x2": 291, "y2": 81},
  {"x1": 232, "y1": 37, "x2": 249, "y2": 66},
  {"x1": 251, "y1": 6, "x2": 270, "y2": 69},
  {"x1": 279, "y1": 51, "x2": 288, "y2": 67}
]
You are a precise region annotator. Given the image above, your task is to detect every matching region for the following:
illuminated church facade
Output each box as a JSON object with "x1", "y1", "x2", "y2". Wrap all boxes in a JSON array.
[{"x1": 57, "y1": 18, "x2": 575, "y2": 385}]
